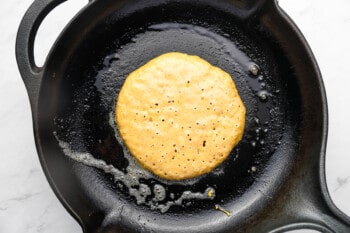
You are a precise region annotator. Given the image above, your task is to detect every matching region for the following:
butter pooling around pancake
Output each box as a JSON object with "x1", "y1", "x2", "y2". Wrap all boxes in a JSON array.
[{"x1": 116, "y1": 52, "x2": 246, "y2": 180}]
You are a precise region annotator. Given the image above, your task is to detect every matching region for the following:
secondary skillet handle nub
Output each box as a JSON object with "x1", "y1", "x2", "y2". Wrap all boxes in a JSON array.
[{"x1": 15, "y1": 0, "x2": 67, "y2": 112}]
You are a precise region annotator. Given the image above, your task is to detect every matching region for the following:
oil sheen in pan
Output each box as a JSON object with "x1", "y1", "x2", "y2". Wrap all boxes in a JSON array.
[
  {"x1": 55, "y1": 23, "x2": 282, "y2": 213},
  {"x1": 54, "y1": 113, "x2": 215, "y2": 213}
]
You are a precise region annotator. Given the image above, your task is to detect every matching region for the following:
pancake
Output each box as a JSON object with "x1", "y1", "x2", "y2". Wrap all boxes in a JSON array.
[{"x1": 116, "y1": 52, "x2": 245, "y2": 180}]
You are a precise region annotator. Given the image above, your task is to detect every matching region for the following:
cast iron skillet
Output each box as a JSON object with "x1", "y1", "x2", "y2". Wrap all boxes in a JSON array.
[{"x1": 16, "y1": 0, "x2": 350, "y2": 232}]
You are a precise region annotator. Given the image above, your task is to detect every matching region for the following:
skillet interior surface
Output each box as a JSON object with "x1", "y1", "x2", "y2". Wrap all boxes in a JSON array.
[{"x1": 36, "y1": 0, "x2": 312, "y2": 232}]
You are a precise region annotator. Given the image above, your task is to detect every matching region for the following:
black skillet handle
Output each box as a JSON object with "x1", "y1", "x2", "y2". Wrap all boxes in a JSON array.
[
  {"x1": 15, "y1": 0, "x2": 67, "y2": 113},
  {"x1": 267, "y1": 174, "x2": 350, "y2": 233},
  {"x1": 257, "y1": 1, "x2": 350, "y2": 232}
]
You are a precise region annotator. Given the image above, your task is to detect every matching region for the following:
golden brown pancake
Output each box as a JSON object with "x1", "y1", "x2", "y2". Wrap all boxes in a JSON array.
[{"x1": 116, "y1": 52, "x2": 245, "y2": 180}]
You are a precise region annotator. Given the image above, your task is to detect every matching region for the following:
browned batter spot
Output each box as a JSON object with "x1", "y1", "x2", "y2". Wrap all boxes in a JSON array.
[{"x1": 116, "y1": 52, "x2": 245, "y2": 180}]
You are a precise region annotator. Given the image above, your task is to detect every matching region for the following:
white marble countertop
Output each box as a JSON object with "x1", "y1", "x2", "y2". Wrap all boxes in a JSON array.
[{"x1": 1, "y1": 0, "x2": 349, "y2": 232}]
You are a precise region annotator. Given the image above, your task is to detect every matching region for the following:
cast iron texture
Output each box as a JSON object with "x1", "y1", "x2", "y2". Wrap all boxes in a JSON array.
[{"x1": 16, "y1": 0, "x2": 350, "y2": 232}]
